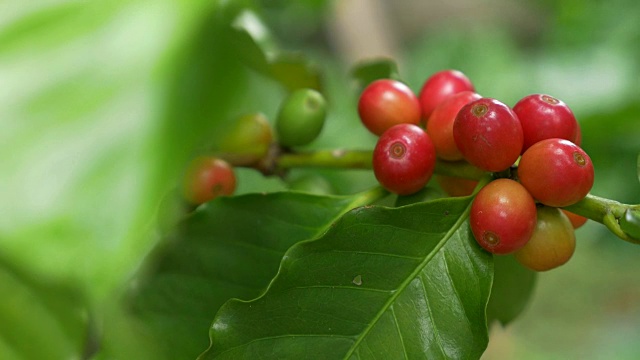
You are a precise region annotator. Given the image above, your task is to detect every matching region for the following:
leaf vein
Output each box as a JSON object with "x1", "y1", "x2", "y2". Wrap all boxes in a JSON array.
[
  {"x1": 442, "y1": 249, "x2": 473, "y2": 330},
  {"x1": 390, "y1": 305, "x2": 409, "y2": 360},
  {"x1": 285, "y1": 285, "x2": 393, "y2": 293},
  {"x1": 342, "y1": 200, "x2": 474, "y2": 359},
  {"x1": 329, "y1": 249, "x2": 423, "y2": 261},
  {"x1": 211, "y1": 333, "x2": 356, "y2": 358},
  {"x1": 419, "y1": 273, "x2": 446, "y2": 357}
]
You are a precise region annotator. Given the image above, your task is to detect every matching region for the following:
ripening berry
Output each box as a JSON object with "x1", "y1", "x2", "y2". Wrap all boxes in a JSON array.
[
  {"x1": 470, "y1": 179, "x2": 537, "y2": 255},
  {"x1": 513, "y1": 94, "x2": 579, "y2": 152},
  {"x1": 435, "y1": 175, "x2": 478, "y2": 197},
  {"x1": 561, "y1": 209, "x2": 588, "y2": 229},
  {"x1": 358, "y1": 79, "x2": 421, "y2": 136},
  {"x1": 518, "y1": 138, "x2": 594, "y2": 207},
  {"x1": 453, "y1": 98, "x2": 524, "y2": 172},
  {"x1": 515, "y1": 206, "x2": 576, "y2": 271},
  {"x1": 427, "y1": 91, "x2": 482, "y2": 161},
  {"x1": 418, "y1": 69, "x2": 475, "y2": 121},
  {"x1": 182, "y1": 156, "x2": 236, "y2": 205},
  {"x1": 218, "y1": 112, "x2": 273, "y2": 166},
  {"x1": 373, "y1": 124, "x2": 436, "y2": 195}
]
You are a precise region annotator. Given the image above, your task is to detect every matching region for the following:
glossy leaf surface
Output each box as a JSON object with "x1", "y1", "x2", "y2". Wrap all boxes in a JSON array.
[
  {"x1": 129, "y1": 191, "x2": 379, "y2": 359},
  {"x1": 351, "y1": 58, "x2": 400, "y2": 91},
  {"x1": 486, "y1": 255, "x2": 537, "y2": 326},
  {"x1": 620, "y1": 209, "x2": 640, "y2": 241},
  {"x1": 202, "y1": 197, "x2": 492, "y2": 359},
  {"x1": 230, "y1": 10, "x2": 322, "y2": 91},
  {"x1": 637, "y1": 153, "x2": 639, "y2": 183}
]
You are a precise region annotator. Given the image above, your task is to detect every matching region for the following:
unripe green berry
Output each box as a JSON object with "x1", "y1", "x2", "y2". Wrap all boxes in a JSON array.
[
  {"x1": 514, "y1": 206, "x2": 576, "y2": 271},
  {"x1": 276, "y1": 88, "x2": 327, "y2": 147},
  {"x1": 218, "y1": 112, "x2": 273, "y2": 166}
]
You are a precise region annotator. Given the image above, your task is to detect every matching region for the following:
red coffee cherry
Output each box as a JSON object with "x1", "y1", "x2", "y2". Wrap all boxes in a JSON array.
[
  {"x1": 561, "y1": 209, "x2": 588, "y2": 229},
  {"x1": 435, "y1": 175, "x2": 478, "y2": 197},
  {"x1": 426, "y1": 91, "x2": 482, "y2": 161},
  {"x1": 418, "y1": 69, "x2": 474, "y2": 120},
  {"x1": 453, "y1": 98, "x2": 524, "y2": 172},
  {"x1": 518, "y1": 138, "x2": 594, "y2": 207},
  {"x1": 470, "y1": 179, "x2": 537, "y2": 254},
  {"x1": 515, "y1": 206, "x2": 576, "y2": 271},
  {"x1": 513, "y1": 94, "x2": 579, "y2": 152},
  {"x1": 358, "y1": 79, "x2": 421, "y2": 136},
  {"x1": 373, "y1": 124, "x2": 436, "y2": 195},
  {"x1": 182, "y1": 156, "x2": 237, "y2": 205}
]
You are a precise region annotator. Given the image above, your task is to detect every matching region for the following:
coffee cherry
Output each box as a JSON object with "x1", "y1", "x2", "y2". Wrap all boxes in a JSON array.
[
  {"x1": 515, "y1": 206, "x2": 576, "y2": 271},
  {"x1": 373, "y1": 124, "x2": 436, "y2": 195},
  {"x1": 470, "y1": 179, "x2": 537, "y2": 255},
  {"x1": 435, "y1": 175, "x2": 478, "y2": 197},
  {"x1": 453, "y1": 98, "x2": 524, "y2": 172},
  {"x1": 427, "y1": 91, "x2": 482, "y2": 161},
  {"x1": 276, "y1": 88, "x2": 327, "y2": 147},
  {"x1": 518, "y1": 138, "x2": 594, "y2": 207},
  {"x1": 561, "y1": 209, "x2": 588, "y2": 229},
  {"x1": 418, "y1": 69, "x2": 475, "y2": 120},
  {"x1": 182, "y1": 156, "x2": 236, "y2": 205},
  {"x1": 218, "y1": 112, "x2": 273, "y2": 166},
  {"x1": 358, "y1": 79, "x2": 421, "y2": 136},
  {"x1": 513, "y1": 94, "x2": 579, "y2": 152}
]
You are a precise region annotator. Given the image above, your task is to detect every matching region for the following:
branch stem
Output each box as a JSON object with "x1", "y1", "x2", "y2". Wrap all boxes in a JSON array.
[
  {"x1": 274, "y1": 149, "x2": 488, "y2": 180},
  {"x1": 225, "y1": 147, "x2": 640, "y2": 244},
  {"x1": 564, "y1": 194, "x2": 640, "y2": 244},
  {"x1": 277, "y1": 149, "x2": 373, "y2": 170}
]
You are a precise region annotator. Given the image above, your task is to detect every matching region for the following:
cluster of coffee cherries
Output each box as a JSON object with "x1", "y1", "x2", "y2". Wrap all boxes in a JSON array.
[
  {"x1": 359, "y1": 70, "x2": 594, "y2": 271},
  {"x1": 181, "y1": 88, "x2": 328, "y2": 205}
]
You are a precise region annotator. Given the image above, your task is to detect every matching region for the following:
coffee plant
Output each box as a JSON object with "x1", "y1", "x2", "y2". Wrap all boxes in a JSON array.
[{"x1": 3, "y1": 1, "x2": 640, "y2": 359}]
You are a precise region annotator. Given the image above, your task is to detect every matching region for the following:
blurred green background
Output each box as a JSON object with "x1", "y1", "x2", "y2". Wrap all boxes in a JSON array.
[{"x1": 1, "y1": 0, "x2": 639, "y2": 359}]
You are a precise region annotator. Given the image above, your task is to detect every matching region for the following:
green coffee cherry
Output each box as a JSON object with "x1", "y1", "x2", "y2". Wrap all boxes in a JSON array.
[
  {"x1": 218, "y1": 112, "x2": 273, "y2": 166},
  {"x1": 276, "y1": 88, "x2": 327, "y2": 147}
]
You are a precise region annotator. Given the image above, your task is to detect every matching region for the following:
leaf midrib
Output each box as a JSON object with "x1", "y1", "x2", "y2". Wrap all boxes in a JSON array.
[{"x1": 342, "y1": 199, "x2": 474, "y2": 359}]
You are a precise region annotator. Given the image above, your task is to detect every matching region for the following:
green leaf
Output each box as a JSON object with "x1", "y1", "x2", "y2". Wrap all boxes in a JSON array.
[
  {"x1": 394, "y1": 186, "x2": 446, "y2": 207},
  {"x1": 486, "y1": 255, "x2": 537, "y2": 326},
  {"x1": 637, "y1": 153, "x2": 640, "y2": 184},
  {"x1": 619, "y1": 209, "x2": 640, "y2": 241},
  {"x1": 0, "y1": 0, "x2": 243, "y2": 299},
  {"x1": 351, "y1": 58, "x2": 400, "y2": 90},
  {"x1": 230, "y1": 9, "x2": 322, "y2": 91},
  {"x1": 0, "y1": 259, "x2": 87, "y2": 359},
  {"x1": 128, "y1": 190, "x2": 382, "y2": 360},
  {"x1": 0, "y1": 1, "x2": 250, "y2": 358},
  {"x1": 201, "y1": 197, "x2": 492, "y2": 359}
]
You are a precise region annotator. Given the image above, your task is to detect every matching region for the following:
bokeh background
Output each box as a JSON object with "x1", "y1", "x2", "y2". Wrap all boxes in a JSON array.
[{"x1": 1, "y1": 0, "x2": 639, "y2": 358}]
